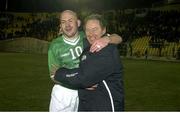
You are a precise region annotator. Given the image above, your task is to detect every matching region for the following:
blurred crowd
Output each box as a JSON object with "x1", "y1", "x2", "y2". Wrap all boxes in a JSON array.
[
  {"x1": 0, "y1": 13, "x2": 59, "y2": 41},
  {"x1": 0, "y1": 9, "x2": 180, "y2": 44},
  {"x1": 104, "y1": 9, "x2": 180, "y2": 44}
]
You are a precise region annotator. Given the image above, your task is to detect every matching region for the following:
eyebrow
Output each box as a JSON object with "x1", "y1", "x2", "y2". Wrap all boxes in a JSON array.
[
  {"x1": 61, "y1": 18, "x2": 73, "y2": 22},
  {"x1": 86, "y1": 27, "x2": 98, "y2": 31}
]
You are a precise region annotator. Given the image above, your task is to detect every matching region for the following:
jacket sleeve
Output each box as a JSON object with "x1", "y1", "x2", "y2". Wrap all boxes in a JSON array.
[{"x1": 54, "y1": 45, "x2": 115, "y2": 88}]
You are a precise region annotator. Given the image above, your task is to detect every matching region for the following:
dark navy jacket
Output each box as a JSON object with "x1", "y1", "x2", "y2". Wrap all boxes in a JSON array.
[{"x1": 54, "y1": 40, "x2": 124, "y2": 111}]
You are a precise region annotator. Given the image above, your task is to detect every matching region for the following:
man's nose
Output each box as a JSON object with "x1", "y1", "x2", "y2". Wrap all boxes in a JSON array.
[
  {"x1": 88, "y1": 34, "x2": 96, "y2": 40},
  {"x1": 65, "y1": 22, "x2": 70, "y2": 27},
  {"x1": 88, "y1": 30, "x2": 95, "y2": 36}
]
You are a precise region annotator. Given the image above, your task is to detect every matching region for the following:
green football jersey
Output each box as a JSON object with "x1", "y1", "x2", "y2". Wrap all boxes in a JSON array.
[{"x1": 48, "y1": 31, "x2": 85, "y2": 76}]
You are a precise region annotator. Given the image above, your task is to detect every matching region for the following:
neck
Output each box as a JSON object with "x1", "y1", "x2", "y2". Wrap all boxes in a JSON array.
[
  {"x1": 63, "y1": 32, "x2": 80, "y2": 43},
  {"x1": 63, "y1": 32, "x2": 79, "y2": 40}
]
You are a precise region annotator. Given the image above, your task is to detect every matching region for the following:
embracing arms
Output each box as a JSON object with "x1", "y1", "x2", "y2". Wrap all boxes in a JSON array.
[{"x1": 54, "y1": 46, "x2": 115, "y2": 88}]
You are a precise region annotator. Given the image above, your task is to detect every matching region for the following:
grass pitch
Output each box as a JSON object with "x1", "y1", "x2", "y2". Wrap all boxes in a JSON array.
[
  {"x1": 0, "y1": 52, "x2": 53, "y2": 111},
  {"x1": 124, "y1": 59, "x2": 180, "y2": 111},
  {"x1": 0, "y1": 52, "x2": 180, "y2": 111}
]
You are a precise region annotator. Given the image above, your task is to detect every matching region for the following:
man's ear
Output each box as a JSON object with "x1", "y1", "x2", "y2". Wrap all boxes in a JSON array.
[
  {"x1": 77, "y1": 19, "x2": 81, "y2": 27},
  {"x1": 59, "y1": 25, "x2": 62, "y2": 35},
  {"x1": 103, "y1": 27, "x2": 106, "y2": 35}
]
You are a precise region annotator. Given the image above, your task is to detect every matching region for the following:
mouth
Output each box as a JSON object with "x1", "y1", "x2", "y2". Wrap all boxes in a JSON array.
[
  {"x1": 65, "y1": 27, "x2": 73, "y2": 32},
  {"x1": 88, "y1": 36, "x2": 95, "y2": 43}
]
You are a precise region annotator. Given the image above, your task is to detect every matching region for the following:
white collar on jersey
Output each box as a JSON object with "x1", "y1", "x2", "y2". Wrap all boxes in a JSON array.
[{"x1": 63, "y1": 35, "x2": 80, "y2": 46}]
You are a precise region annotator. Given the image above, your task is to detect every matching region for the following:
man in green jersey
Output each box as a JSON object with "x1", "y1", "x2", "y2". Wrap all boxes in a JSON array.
[{"x1": 48, "y1": 10, "x2": 122, "y2": 112}]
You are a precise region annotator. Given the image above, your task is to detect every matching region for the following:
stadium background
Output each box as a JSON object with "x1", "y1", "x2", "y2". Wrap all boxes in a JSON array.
[{"x1": 0, "y1": 0, "x2": 180, "y2": 111}]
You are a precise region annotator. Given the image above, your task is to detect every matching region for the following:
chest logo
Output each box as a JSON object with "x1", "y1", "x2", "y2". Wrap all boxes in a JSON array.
[{"x1": 61, "y1": 53, "x2": 70, "y2": 57}]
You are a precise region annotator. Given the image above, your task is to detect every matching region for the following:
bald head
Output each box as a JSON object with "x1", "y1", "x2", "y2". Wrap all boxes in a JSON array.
[{"x1": 60, "y1": 10, "x2": 78, "y2": 20}]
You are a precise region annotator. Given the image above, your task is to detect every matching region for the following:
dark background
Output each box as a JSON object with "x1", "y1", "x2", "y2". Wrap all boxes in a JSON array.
[{"x1": 0, "y1": 0, "x2": 162, "y2": 12}]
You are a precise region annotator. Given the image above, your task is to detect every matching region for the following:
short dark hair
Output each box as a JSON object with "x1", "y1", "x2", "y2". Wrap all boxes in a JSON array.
[{"x1": 83, "y1": 14, "x2": 107, "y2": 29}]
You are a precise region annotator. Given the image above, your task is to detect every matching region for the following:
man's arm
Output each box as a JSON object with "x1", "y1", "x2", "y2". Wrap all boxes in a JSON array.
[
  {"x1": 54, "y1": 46, "x2": 114, "y2": 88},
  {"x1": 48, "y1": 45, "x2": 60, "y2": 82},
  {"x1": 90, "y1": 34, "x2": 122, "y2": 52},
  {"x1": 107, "y1": 33, "x2": 123, "y2": 44}
]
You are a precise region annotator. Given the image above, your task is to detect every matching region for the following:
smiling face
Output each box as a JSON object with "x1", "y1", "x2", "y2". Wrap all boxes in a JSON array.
[
  {"x1": 85, "y1": 19, "x2": 106, "y2": 44},
  {"x1": 60, "y1": 10, "x2": 80, "y2": 38}
]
